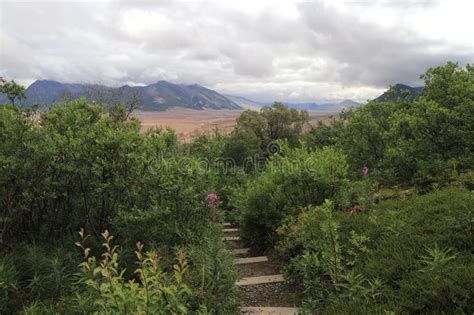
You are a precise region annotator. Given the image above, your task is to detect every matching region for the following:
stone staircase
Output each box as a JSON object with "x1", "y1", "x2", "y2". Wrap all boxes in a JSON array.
[{"x1": 222, "y1": 223, "x2": 300, "y2": 315}]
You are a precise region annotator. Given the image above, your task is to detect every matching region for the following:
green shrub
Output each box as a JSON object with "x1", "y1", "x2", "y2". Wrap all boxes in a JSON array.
[
  {"x1": 0, "y1": 245, "x2": 77, "y2": 313},
  {"x1": 75, "y1": 229, "x2": 192, "y2": 314},
  {"x1": 113, "y1": 156, "x2": 214, "y2": 249},
  {"x1": 304, "y1": 63, "x2": 474, "y2": 189},
  {"x1": 277, "y1": 188, "x2": 474, "y2": 313},
  {"x1": 457, "y1": 169, "x2": 474, "y2": 190},
  {"x1": 0, "y1": 100, "x2": 148, "y2": 244},
  {"x1": 235, "y1": 145, "x2": 350, "y2": 249},
  {"x1": 277, "y1": 201, "x2": 381, "y2": 310},
  {"x1": 0, "y1": 256, "x2": 19, "y2": 313},
  {"x1": 359, "y1": 188, "x2": 474, "y2": 313},
  {"x1": 186, "y1": 224, "x2": 238, "y2": 313}
]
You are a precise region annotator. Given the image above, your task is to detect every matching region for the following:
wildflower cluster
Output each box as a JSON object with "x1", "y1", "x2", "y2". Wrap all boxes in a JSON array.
[{"x1": 207, "y1": 193, "x2": 219, "y2": 221}]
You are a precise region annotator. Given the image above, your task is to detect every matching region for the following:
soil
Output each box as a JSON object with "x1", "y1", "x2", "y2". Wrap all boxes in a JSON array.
[
  {"x1": 225, "y1": 239, "x2": 247, "y2": 250},
  {"x1": 238, "y1": 282, "x2": 302, "y2": 307},
  {"x1": 237, "y1": 260, "x2": 280, "y2": 278}
]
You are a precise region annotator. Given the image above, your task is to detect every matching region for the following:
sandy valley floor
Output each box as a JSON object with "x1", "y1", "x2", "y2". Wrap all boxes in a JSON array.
[{"x1": 133, "y1": 108, "x2": 339, "y2": 141}]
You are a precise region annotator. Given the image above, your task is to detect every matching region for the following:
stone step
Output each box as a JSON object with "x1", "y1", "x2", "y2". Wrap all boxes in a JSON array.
[
  {"x1": 239, "y1": 307, "x2": 299, "y2": 315},
  {"x1": 236, "y1": 274, "x2": 285, "y2": 286},
  {"x1": 223, "y1": 228, "x2": 239, "y2": 233},
  {"x1": 223, "y1": 222, "x2": 232, "y2": 227},
  {"x1": 235, "y1": 256, "x2": 268, "y2": 265},
  {"x1": 222, "y1": 236, "x2": 241, "y2": 241},
  {"x1": 230, "y1": 248, "x2": 250, "y2": 255}
]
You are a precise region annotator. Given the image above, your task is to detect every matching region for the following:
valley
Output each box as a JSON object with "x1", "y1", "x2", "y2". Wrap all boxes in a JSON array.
[{"x1": 133, "y1": 108, "x2": 339, "y2": 140}]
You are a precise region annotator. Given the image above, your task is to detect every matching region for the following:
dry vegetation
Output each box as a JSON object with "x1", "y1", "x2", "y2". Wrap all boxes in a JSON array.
[{"x1": 133, "y1": 107, "x2": 338, "y2": 141}]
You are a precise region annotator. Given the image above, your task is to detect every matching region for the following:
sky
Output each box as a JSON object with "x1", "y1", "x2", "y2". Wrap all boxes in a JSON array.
[{"x1": 0, "y1": 0, "x2": 473, "y2": 102}]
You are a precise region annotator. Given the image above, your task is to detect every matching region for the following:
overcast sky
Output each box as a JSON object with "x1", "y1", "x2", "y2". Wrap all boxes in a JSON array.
[{"x1": 1, "y1": 0, "x2": 473, "y2": 102}]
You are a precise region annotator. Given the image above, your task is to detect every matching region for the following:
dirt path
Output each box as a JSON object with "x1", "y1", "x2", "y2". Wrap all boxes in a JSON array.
[{"x1": 222, "y1": 223, "x2": 301, "y2": 314}]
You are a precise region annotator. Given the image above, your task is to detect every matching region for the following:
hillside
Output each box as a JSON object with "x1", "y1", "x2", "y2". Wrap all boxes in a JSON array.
[
  {"x1": 376, "y1": 83, "x2": 424, "y2": 101},
  {"x1": 224, "y1": 95, "x2": 266, "y2": 110},
  {"x1": 4, "y1": 80, "x2": 241, "y2": 111}
]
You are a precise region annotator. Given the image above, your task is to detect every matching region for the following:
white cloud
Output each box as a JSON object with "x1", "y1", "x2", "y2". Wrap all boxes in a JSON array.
[{"x1": 0, "y1": 0, "x2": 472, "y2": 102}]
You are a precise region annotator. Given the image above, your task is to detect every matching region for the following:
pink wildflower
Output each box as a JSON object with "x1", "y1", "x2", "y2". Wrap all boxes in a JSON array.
[
  {"x1": 207, "y1": 193, "x2": 218, "y2": 205},
  {"x1": 207, "y1": 192, "x2": 218, "y2": 222},
  {"x1": 362, "y1": 165, "x2": 369, "y2": 176}
]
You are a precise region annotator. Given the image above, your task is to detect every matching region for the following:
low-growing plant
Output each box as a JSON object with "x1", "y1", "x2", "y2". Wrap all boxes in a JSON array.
[
  {"x1": 278, "y1": 188, "x2": 474, "y2": 313},
  {"x1": 186, "y1": 224, "x2": 238, "y2": 314},
  {"x1": 0, "y1": 245, "x2": 77, "y2": 313},
  {"x1": 75, "y1": 229, "x2": 192, "y2": 314},
  {"x1": 0, "y1": 257, "x2": 19, "y2": 313},
  {"x1": 277, "y1": 200, "x2": 381, "y2": 311}
]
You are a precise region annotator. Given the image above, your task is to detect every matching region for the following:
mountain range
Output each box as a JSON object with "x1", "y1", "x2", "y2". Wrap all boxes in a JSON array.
[
  {"x1": 225, "y1": 95, "x2": 362, "y2": 110},
  {"x1": 5, "y1": 80, "x2": 241, "y2": 110},
  {"x1": 0, "y1": 80, "x2": 422, "y2": 111}
]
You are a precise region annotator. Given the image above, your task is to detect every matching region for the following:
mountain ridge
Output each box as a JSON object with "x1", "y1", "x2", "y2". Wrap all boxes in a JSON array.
[
  {"x1": 1, "y1": 80, "x2": 422, "y2": 111},
  {"x1": 225, "y1": 95, "x2": 363, "y2": 111},
  {"x1": 3, "y1": 79, "x2": 241, "y2": 111},
  {"x1": 376, "y1": 83, "x2": 424, "y2": 101}
]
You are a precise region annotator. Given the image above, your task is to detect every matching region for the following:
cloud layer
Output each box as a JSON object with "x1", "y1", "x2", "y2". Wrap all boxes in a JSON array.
[{"x1": 1, "y1": 0, "x2": 473, "y2": 102}]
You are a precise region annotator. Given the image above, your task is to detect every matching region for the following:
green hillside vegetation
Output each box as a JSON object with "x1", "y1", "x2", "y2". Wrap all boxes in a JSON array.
[{"x1": 0, "y1": 62, "x2": 473, "y2": 313}]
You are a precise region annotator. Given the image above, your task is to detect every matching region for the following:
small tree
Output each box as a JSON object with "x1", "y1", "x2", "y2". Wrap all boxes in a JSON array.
[
  {"x1": 233, "y1": 102, "x2": 309, "y2": 147},
  {"x1": 0, "y1": 79, "x2": 26, "y2": 105}
]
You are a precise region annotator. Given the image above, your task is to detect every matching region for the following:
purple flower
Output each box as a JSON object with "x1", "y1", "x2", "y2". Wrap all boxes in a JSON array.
[
  {"x1": 362, "y1": 166, "x2": 369, "y2": 176},
  {"x1": 208, "y1": 193, "x2": 218, "y2": 222},
  {"x1": 207, "y1": 193, "x2": 218, "y2": 206}
]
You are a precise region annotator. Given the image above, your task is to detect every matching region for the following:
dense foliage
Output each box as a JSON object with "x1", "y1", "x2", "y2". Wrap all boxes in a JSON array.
[
  {"x1": 0, "y1": 100, "x2": 236, "y2": 313},
  {"x1": 1, "y1": 62, "x2": 473, "y2": 313},
  {"x1": 307, "y1": 62, "x2": 474, "y2": 187},
  {"x1": 234, "y1": 146, "x2": 350, "y2": 249},
  {"x1": 277, "y1": 189, "x2": 474, "y2": 313}
]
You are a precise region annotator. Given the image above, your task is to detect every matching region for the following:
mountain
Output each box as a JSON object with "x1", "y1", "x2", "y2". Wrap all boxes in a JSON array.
[
  {"x1": 224, "y1": 95, "x2": 265, "y2": 110},
  {"x1": 1, "y1": 79, "x2": 365, "y2": 111},
  {"x1": 4, "y1": 80, "x2": 241, "y2": 111},
  {"x1": 140, "y1": 81, "x2": 240, "y2": 110},
  {"x1": 335, "y1": 99, "x2": 362, "y2": 108},
  {"x1": 282, "y1": 102, "x2": 335, "y2": 110},
  {"x1": 225, "y1": 95, "x2": 362, "y2": 111},
  {"x1": 376, "y1": 84, "x2": 424, "y2": 101}
]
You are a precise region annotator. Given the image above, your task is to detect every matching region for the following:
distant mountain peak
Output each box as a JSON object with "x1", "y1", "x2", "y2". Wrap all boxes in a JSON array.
[
  {"x1": 376, "y1": 83, "x2": 424, "y2": 101},
  {"x1": 336, "y1": 99, "x2": 362, "y2": 108},
  {"x1": 9, "y1": 80, "x2": 241, "y2": 111},
  {"x1": 225, "y1": 95, "x2": 363, "y2": 111}
]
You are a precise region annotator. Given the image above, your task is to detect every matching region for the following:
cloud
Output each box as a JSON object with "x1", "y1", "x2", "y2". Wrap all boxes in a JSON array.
[
  {"x1": 0, "y1": 0, "x2": 472, "y2": 102},
  {"x1": 298, "y1": 1, "x2": 473, "y2": 87}
]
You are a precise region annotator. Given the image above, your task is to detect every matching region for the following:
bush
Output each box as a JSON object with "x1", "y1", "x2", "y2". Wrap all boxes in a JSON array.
[
  {"x1": 277, "y1": 188, "x2": 474, "y2": 313},
  {"x1": 186, "y1": 225, "x2": 238, "y2": 313},
  {"x1": 113, "y1": 156, "x2": 213, "y2": 248},
  {"x1": 75, "y1": 229, "x2": 192, "y2": 314},
  {"x1": 235, "y1": 145, "x2": 350, "y2": 250},
  {"x1": 0, "y1": 101, "x2": 236, "y2": 313},
  {"x1": 304, "y1": 63, "x2": 474, "y2": 189},
  {"x1": 0, "y1": 245, "x2": 77, "y2": 313},
  {"x1": 0, "y1": 100, "x2": 147, "y2": 244},
  {"x1": 0, "y1": 256, "x2": 19, "y2": 313},
  {"x1": 277, "y1": 201, "x2": 380, "y2": 310}
]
